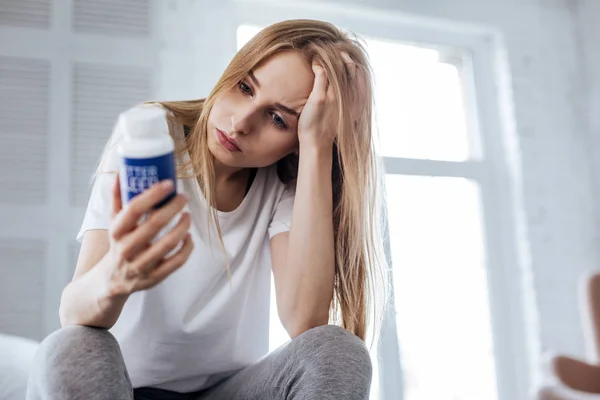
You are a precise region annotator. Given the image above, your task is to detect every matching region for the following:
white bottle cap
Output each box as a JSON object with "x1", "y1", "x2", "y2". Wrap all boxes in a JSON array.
[{"x1": 121, "y1": 105, "x2": 169, "y2": 138}]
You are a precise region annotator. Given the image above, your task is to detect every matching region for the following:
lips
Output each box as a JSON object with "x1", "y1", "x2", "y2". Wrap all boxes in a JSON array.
[{"x1": 216, "y1": 128, "x2": 241, "y2": 152}]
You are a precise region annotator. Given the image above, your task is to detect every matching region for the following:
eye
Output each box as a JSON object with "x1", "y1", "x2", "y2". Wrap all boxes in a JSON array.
[
  {"x1": 238, "y1": 81, "x2": 253, "y2": 96},
  {"x1": 269, "y1": 112, "x2": 288, "y2": 129}
]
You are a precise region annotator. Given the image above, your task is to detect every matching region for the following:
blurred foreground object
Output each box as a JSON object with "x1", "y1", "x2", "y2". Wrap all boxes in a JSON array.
[{"x1": 538, "y1": 273, "x2": 600, "y2": 399}]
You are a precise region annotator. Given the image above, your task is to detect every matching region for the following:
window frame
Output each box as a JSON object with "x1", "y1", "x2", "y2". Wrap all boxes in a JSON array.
[{"x1": 223, "y1": 2, "x2": 532, "y2": 399}]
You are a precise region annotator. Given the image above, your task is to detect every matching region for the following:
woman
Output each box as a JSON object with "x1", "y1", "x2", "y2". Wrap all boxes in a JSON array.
[{"x1": 27, "y1": 19, "x2": 387, "y2": 400}]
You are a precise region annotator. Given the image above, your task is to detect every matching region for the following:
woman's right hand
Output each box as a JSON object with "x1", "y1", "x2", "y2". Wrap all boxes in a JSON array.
[{"x1": 104, "y1": 175, "x2": 194, "y2": 297}]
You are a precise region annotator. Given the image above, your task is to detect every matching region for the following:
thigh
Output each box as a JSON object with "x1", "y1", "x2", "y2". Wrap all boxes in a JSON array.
[
  {"x1": 195, "y1": 325, "x2": 371, "y2": 400},
  {"x1": 194, "y1": 345, "x2": 291, "y2": 400}
]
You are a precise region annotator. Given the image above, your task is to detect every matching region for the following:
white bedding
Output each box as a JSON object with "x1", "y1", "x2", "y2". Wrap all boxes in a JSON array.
[{"x1": 0, "y1": 334, "x2": 39, "y2": 400}]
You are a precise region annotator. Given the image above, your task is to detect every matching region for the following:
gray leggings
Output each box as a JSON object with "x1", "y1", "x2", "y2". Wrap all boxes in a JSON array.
[{"x1": 26, "y1": 325, "x2": 372, "y2": 400}]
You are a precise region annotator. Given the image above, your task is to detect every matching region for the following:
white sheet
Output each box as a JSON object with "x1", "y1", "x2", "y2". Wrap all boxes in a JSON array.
[{"x1": 0, "y1": 334, "x2": 39, "y2": 400}]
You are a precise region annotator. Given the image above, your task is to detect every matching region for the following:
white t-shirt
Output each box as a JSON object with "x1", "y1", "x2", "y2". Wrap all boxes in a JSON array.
[{"x1": 76, "y1": 105, "x2": 295, "y2": 392}]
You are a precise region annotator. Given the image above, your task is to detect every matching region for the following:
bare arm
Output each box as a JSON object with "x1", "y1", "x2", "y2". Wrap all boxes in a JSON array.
[
  {"x1": 271, "y1": 146, "x2": 335, "y2": 339},
  {"x1": 270, "y1": 61, "x2": 339, "y2": 339},
  {"x1": 59, "y1": 230, "x2": 127, "y2": 329}
]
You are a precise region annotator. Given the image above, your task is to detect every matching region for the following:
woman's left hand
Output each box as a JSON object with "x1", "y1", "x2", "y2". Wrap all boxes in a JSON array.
[
  {"x1": 297, "y1": 60, "x2": 338, "y2": 151},
  {"x1": 298, "y1": 53, "x2": 366, "y2": 151}
]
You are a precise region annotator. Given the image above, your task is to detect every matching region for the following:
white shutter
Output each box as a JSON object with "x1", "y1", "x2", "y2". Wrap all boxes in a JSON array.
[
  {"x1": 71, "y1": 62, "x2": 151, "y2": 206},
  {"x1": 0, "y1": 56, "x2": 50, "y2": 205},
  {"x1": 0, "y1": 239, "x2": 45, "y2": 340},
  {"x1": 73, "y1": 0, "x2": 151, "y2": 37},
  {"x1": 0, "y1": 0, "x2": 51, "y2": 29},
  {"x1": 0, "y1": 0, "x2": 162, "y2": 337}
]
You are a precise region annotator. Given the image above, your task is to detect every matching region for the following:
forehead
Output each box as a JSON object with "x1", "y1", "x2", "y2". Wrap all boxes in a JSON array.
[{"x1": 252, "y1": 50, "x2": 314, "y2": 107}]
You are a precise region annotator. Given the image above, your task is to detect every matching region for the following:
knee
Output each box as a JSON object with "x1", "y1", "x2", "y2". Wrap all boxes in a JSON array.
[
  {"x1": 36, "y1": 326, "x2": 117, "y2": 363},
  {"x1": 293, "y1": 325, "x2": 372, "y2": 383},
  {"x1": 30, "y1": 326, "x2": 118, "y2": 384}
]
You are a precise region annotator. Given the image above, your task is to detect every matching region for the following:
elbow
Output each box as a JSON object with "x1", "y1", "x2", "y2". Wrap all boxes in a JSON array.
[
  {"x1": 58, "y1": 283, "x2": 83, "y2": 328},
  {"x1": 283, "y1": 312, "x2": 330, "y2": 339},
  {"x1": 287, "y1": 322, "x2": 326, "y2": 340},
  {"x1": 276, "y1": 288, "x2": 333, "y2": 339},
  {"x1": 58, "y1": 306, "x2": 73, "y2": 329},
  {"x1": 58, "y1": 287, "x2": 74, "y2": 328}
]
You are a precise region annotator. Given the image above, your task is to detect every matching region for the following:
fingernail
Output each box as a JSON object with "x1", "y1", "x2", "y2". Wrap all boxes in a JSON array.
[{"x1": 161, "y1": 180, "x2": 174, "y2": 190}]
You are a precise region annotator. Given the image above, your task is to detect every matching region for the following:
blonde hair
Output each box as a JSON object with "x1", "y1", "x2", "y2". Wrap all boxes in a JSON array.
[{"x1": 154, "y1": 19, "x2": 387, "y2": 341}]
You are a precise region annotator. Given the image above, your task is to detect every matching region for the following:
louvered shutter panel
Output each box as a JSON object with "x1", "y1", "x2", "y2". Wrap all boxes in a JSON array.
[
  {"x1": 73, "y1": 0, "x2": 151, "y2": 37},
  {"x1": 0, "y1": 56, "x2": 50, "y2": 205},
  {"x1": 0, "y1": 0, "x2": 51, "y2": 29},
  {"x1": 0, "y1": 240, "x2": 45, "y2": 340},
  {"x1": 71, "y1": 63, "x2": 152, "y2": 206},
  {"x1": 0, "y1": 0, "x2": 161, "y2": 337}
]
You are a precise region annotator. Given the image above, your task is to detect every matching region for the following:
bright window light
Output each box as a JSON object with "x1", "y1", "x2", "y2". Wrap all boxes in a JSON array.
[
  {"x1": 367, "y1": 38, "x2": 470, "y2": 161},
  {"x1": 386, "y1": 175, "x2": 497, "y2": 400}
]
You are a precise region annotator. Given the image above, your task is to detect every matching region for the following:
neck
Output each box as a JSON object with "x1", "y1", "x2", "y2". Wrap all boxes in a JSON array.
[{"x1": 213, "y1": 158, "x2": 247, "y2": 185}]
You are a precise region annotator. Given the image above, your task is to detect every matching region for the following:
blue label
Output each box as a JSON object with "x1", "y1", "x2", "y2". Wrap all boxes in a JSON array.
[{"x1": 120, "y1": 152, "x2": 176, "y2": 208}]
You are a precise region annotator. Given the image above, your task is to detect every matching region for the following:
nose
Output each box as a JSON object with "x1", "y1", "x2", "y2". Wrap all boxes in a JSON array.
[{"x1": 230, "y1": 104, "x2": 254, "y2": 135}]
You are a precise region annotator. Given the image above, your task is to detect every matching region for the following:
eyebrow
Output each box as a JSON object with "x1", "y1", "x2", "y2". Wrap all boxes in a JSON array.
[
  {"x1": 248, "y1": 70, "x2": 299, "y2": 118},
  {"x1": 248, "y1": 70, "x2": 261, "y2": 88},
  {"x1": 274, "y1": 103, "x2": 299, "y2": 118}
]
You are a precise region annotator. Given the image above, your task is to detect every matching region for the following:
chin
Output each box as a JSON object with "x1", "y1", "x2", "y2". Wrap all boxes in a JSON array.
[{"x1": 207, "y1": 138, "x2": 245, "y2": 167}]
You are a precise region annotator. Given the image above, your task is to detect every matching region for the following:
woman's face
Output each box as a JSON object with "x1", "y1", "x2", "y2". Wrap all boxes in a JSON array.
[{"x1": 207, "y1": 50, "x2": 314, "y2": 169}]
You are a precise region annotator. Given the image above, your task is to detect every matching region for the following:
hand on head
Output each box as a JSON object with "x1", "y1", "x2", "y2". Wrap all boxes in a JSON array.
[{"x1": 297, "y1": 51, "x2": 368, "y2": 151}]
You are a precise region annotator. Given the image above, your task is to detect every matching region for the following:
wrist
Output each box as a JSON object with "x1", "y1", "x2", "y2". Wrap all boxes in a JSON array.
[
  {"x1": 299, "y1": 141, "x2": 334, "y2": 161},
  {"x1": 298, "y1": 144, "x2": 334, "y2": 179},
  {"x1": 94, "y1": 259, "x2": 129, "y2": 327},
  {"x1": 96, "y1": 253, "x2": 130, "y2": 301}
]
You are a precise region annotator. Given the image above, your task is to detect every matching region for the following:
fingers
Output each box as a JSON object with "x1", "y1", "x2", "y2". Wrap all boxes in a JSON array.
[
  {"x1": 141, "y1": 233, "x2": 194, "y2": 289},
  {"x1": 131, "y1": 211, "x2": 192, "y2": 275},
  {"x1": 310, "y1": 60, "x2": 338, "y2": 107},
  {"x1": 326, "y1": 73, "x2": 336, "y2": 104},
  {"x1": 118, "y1": 194, "x2": 189, "y2": 260},
  {"x1": 111, "y1": 174, "x2": 122, "y2": 218},
  {"x1": 112, "y1": 180, "x2": 176, "y2": 240},
  {"x1": 340, "y1": 51, "x2": 367, "y2": 89},
  {"x1": 339, "y1": 51, "x2": 368, "y2": 119},
  {"x1": 310, "y1": 60, "x2": 328, "y2": 103},
  {"x1": 340, "y1": 51, "x2": 356, "y2": 80}
]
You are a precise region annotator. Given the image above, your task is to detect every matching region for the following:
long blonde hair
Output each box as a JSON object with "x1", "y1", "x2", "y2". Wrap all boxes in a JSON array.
[{"x1": 156, "y1": 19, "x2": 387, "y2": 341}]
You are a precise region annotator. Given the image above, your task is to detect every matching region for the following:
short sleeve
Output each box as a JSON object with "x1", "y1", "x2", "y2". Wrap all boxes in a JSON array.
[
  {"x1": 268, "y1": 183, "x2": 296, "y2": 239},
  {"x1": 75, "y1": 117, "x2": 125, "y2": 243}
]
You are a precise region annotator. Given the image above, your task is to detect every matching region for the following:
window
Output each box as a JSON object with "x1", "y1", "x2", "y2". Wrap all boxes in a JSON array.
[
  {"x1": 385, "y1": 175, "x2": 496, "y2": 400},
  {"x1": 235, "y1": 12, "x2": 519, "y2": 399},
  {"x1": 368, "y1": 37, "x2": 498, "y2": 400},
  {"x1": 368, "y1": 39, "x2": 470, "y2": 161}
]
